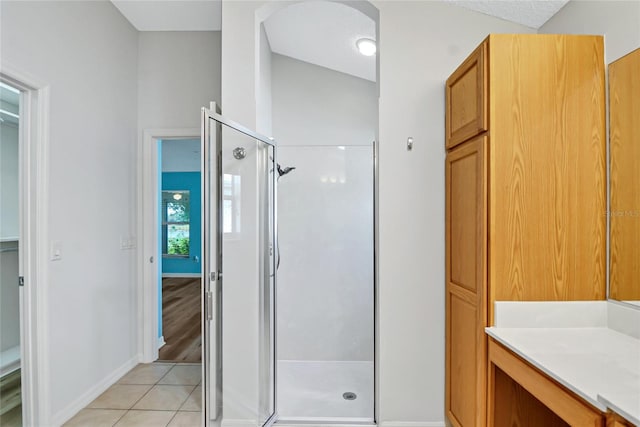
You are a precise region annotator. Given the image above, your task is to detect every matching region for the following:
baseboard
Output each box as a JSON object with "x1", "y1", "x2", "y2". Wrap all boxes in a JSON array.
[
  {"x1": 162, "y1": 273, "x2": 201, "y2": 278},
  {"x1": 224, "y1": 419, "x2": 444, "y2": 427},
  {"x1": 158, "y1": 336, "x2": 166, "y2": 349},
  {"x1": 277, "y1": 422, "x2": 375, "y2": 427},
  {"x1": 221, "y1": 419, "x2": 258, "y2": 427},
  {"x1": 52, "y1": 356, "x2": 138, "y2": 426},
  {"x1": 380, "y1": 422, "x2": 445, "y2": 427}
]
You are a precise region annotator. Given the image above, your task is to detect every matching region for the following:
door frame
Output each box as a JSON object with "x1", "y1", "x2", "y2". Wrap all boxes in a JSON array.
[
  {"x1": 1, "y1": 65, "x2": 51, "y2": 426},
  {"x1": 138, "y1": 127, "x2": 200, "y2": 363}
]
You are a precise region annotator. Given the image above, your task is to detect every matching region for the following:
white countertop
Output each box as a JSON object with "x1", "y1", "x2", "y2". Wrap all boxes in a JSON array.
[{"x1": 487, "y1": 301, "x2": 640, "y2": 426}]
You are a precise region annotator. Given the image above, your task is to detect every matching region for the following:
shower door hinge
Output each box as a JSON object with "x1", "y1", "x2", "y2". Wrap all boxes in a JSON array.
[
  {"x1": 18, "y1": 276, "x2": 24, "y2": 287},
  {"x1": 206, "y1": 291, "x2": 214, "y2": 321}
]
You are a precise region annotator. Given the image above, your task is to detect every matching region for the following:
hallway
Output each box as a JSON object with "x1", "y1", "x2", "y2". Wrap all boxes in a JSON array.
[{"x1": 159, "y1": 278, "x2": 202, "y2": 363}]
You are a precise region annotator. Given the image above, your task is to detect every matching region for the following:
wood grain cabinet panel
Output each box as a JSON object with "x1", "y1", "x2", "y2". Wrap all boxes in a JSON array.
[
  {"x1": 448, "y1": 292, "x2": 478, "y2": 427},
  {"x1": 446, "y1": 43, "x2": 488, "y2": 149},
  {"x1": 444, "y1": 34, "x2": 606, "y2": 427},
  {"x1": 448, "y1": 139, "x2": 484, "y2": 292},
  {"x1": 609, "y1": 48, "x2": 640, "y2": 301},
  {"x1": 446, "y1": 136, "x2": 487, "y2": 427},
  {"x1": 489, "y1": 35, "x2": 606, "y2": 316}
]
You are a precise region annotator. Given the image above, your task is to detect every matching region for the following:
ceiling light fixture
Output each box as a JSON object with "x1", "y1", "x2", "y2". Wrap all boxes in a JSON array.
[{"x1": 356, "y1": 38, "x2": 376, "y2": 56}]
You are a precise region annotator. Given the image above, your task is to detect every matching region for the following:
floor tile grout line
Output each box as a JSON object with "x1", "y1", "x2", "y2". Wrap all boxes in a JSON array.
[
  {"x1": 124, "y1": 382, "x2": 157, "y2": 411},
  {"x1": 177, "y1": 386, "x2": 199, "y2": 412},
  {"x1": 157, "y1": 365, "x2": 176, "y2": 384},
  {"x1": 111, "y1": 408, "x2": 130, "y2": 427},
  {"x1": 69, "y1": 362, "x2": 203, "y2": 425},
  {"x1": 165, "y1": 409, "x2": 180, "y2": 427},
  {"x1": 124, "y1": 364, "x2": 180, "y2": 412}
]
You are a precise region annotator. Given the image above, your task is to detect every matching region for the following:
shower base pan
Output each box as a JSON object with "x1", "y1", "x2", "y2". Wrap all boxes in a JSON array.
[{"x1": 277, "y1": 360, "x2": 374, "y2": 423}]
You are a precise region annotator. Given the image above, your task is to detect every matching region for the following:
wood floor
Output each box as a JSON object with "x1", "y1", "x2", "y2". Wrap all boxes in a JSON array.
[{"x1": 159, "y1": 278, "x2": 202, "y2": 363}]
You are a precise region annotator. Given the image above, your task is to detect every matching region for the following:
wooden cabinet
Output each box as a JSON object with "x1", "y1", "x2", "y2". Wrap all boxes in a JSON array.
[
  {"x1": 609, "y1": 48, "x2": 640, "y2": 301},
  {"x1": 487, "y1": 339, "x2": 604, "y2": 427},
  {"x1": 444, "y1": 35, "x2": 607, "y2": 427},
  {"x1": 445, "y1": 135, "x2": 487, "y2": 427},
  {"x1": 446, "y1": 43, "x2": 488, "y2": 149}
]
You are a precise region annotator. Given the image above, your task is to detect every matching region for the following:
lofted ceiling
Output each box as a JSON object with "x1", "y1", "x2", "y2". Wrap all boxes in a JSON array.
[
  {"x1": 264, "y1": 1, "x2": 376, "y2": 81},
  {"x1": 111, "y1": 0, "x2": 570, "y2": 81}
]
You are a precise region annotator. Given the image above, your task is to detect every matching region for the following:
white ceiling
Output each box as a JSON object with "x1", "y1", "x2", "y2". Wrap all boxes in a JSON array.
[
  {"x1": 111, "y1": 0, "x2": 221, "y2": 31},
  {"x1": 111, "y1": 0, "x2": 570, "y2": 81},
  {"x1": 445, "y1": 0, "x2": 569, "y2": 29},
  {"x1": 264, "y1": 1, "x2": 377, "y2": 82}
]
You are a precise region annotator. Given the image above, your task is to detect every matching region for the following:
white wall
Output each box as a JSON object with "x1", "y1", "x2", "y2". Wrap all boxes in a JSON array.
[
  {"x1": 539, "y1": 0, "x2": 640, "y2": 63},
  {"x1": 272, "y1": 54, "x2": 376, "y2": 362},
  {"x1": 161, "y1": 139, "x2": 201, "y2": 172},
  {"x1": 138, "y1": 31, "x2": 221, "y2": 132},
  {"x1": 257, "y1": 24, "x2": 273, "y2": 136},
  {"x1": 272, "y1": 54, "x2": 377, "y2": 148},
  {"x1": 222, "y1": 1, "x2": 534, "y2": 424},
  {"x1": 219, "y1": 3, "x2": 276, "y2": 423},
  {"x1": 373, "y1": 3, "x2": 534, "y2": 422},
  {"x1": 0, "y1": 1, "x2": 139, "y2": 423}
]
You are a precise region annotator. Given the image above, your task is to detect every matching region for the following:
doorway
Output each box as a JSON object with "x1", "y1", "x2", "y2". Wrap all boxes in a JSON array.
[
  {"x1": 0, "y1": 81, "x2": 22, "y2": 427},
  {"x1": 157, "y1": 138, "x2": 203, "y2": 364}
]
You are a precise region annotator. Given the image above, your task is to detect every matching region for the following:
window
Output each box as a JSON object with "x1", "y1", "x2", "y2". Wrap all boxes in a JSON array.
[{"x1": 162, "y1": 190, "x2": 190, "y2": 257}]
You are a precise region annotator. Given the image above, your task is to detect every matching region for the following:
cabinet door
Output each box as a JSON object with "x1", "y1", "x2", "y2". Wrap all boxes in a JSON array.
[
  {"x1": 445, "y1": 135, "x2": 488, "y2": 427},
  {"x1": 446, "y1": 42, "x2": 488, "y2": 149}
]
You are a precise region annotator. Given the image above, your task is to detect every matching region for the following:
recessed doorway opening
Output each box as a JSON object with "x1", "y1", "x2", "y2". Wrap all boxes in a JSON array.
[{"x1": 157, "y1": 138, "x2": 203, "y2": 364}]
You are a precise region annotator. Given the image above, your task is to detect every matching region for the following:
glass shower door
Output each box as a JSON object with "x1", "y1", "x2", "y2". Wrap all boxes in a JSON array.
[{"x1": 202, "y1": 108, "x2": 276, "y2": 427}]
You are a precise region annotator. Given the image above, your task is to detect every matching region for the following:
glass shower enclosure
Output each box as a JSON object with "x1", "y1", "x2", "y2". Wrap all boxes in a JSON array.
[
  {"x1": 201, "y1": 108, "x2": 277, "y2": 426},
  {"x1": 201, "y1": 109, "x2": 375, "y2": 426}
]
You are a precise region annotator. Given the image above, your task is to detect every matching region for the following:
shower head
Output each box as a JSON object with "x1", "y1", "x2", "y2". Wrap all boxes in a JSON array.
[{"x1": 277, "y1": 164, "x2": 296, "y2": 178}]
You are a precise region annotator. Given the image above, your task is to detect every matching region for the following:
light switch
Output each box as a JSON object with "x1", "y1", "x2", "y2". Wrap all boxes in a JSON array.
[
  {"x1": 50, "y1": 241, "x2": 62, "y2": 261},
  {"x1": 120, "y1": 236, "x2": 137, "y2": 250}
]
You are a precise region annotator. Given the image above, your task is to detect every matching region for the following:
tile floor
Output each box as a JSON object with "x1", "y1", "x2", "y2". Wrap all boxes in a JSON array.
[{"x1": 63, "y1": 362, "x2": 202, "y2": 427}]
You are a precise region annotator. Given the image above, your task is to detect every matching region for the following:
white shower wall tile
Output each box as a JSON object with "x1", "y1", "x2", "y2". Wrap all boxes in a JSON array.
[{"x1": 276, "y1": 145, "x2": 374, "y2": 362}]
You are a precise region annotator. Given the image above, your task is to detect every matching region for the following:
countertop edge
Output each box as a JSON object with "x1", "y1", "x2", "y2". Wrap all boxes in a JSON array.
[
  {"x1": 598, "y1": 394, "x2": 640, "y2": 426},
  {"x1": 485, "y1": 327, "x2": 609, "y2": 412}
]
